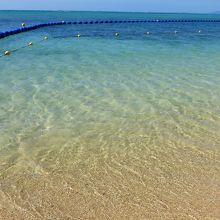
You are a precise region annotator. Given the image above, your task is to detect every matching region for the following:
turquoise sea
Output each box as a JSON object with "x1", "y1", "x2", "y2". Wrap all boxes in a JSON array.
[{"x1": 0, "y1": 11, "x2": 220, "y2": 219}]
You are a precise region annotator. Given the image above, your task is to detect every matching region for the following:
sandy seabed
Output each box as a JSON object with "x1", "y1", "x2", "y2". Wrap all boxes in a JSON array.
[{"x1": 0, "y1": 131, "x2": 220, "y2": 220}]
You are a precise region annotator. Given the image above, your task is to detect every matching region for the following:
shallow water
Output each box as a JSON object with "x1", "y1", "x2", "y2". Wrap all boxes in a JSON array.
[{"x1": 0, "y1": 11, "x2": 220, "y2": 219}]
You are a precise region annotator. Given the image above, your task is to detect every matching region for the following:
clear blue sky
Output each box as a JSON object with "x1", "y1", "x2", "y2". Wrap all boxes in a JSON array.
[{"x1": 0, "y1": 0, "x2": 219, "y2": 13}]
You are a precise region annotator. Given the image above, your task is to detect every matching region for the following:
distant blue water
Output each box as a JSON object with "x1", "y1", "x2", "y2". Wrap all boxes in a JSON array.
[
  {"x1": 1, "y1": 11, "x2": 220, "y2": 52},
  {"x1": 1, "y1": 10, "x2": 220, "y2": 32},
  {"x1": 0, "y1": 11, "x2": 220, "y2": 218}
]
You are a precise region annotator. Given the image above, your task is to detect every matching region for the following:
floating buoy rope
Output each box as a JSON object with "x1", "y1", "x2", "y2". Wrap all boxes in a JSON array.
[
  {"x1": 0, "y1": 36, "x2": 48, "y2": 58},
  {"x1": 0, "y1": 19, "x2": 213, "y2": 58},
  {"x1": 0, "y1": 19, "x2": 218, "y2": 40}
]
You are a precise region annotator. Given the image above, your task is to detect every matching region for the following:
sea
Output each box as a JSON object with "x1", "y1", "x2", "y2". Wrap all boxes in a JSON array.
[{"x1": 0, "y1": 11, "x2": 220, "y2": 219}]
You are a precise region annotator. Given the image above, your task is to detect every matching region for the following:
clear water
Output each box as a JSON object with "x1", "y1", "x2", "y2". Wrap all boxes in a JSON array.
[{"x1": 0, "y1": 11, "x2": 220, "y2": 219}]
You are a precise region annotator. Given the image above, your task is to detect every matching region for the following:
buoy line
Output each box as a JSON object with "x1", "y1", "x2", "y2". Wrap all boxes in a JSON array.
[
  {"x1": 0, "y1": 19, "x2": 219, "y2": 40},
  {"x1": 0, "y1": 28, "x2": 209, "y2": 58},
  {"x1": 0, "y1": 36, "x2": 48, "y2": 58}
]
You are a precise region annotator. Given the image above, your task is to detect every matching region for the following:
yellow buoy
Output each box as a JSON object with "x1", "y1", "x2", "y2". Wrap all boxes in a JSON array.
[
  {"x1": 4, "y1": 51, "x2": 11, "y2": 56},
  {"x1": 115, "y1": 32, "x2": 120, "y2": 37},
  {"x1": 44, "y1": 36, "x2": 48, "y2": 40},
  {"x1": 28, "y1": 42, "x2": 33, "y2": 46},
  {"x1": 22, "y1": 23, "x2": 26, "y2": 27}
]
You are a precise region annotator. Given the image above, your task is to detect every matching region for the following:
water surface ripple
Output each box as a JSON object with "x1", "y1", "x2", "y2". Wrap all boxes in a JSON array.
[{"x1": 0, "y1": 11, "x2": 220, "y2": 220}]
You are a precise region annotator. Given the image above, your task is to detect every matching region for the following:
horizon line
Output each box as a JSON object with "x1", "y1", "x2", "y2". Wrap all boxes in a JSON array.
[{"x1": 0, "y1": 9, "x2": 218, "y2": 14}]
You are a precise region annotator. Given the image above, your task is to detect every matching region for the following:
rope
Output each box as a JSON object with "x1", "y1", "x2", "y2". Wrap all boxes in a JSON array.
[
  {"x1": 0, "y1": 19, "x2": 220, "y2": 40},
  {"x1": 0, "y1": 37, "x2": 48, "y2": 58}
]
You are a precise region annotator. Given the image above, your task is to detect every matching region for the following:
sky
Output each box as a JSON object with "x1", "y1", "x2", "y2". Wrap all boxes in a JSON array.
[{"x1": 0, "y1": 0, "x2": 219, "y2": 13}]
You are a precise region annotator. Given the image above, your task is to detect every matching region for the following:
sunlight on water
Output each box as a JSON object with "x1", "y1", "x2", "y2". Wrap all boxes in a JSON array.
[{"x1": 0, "y1": 12, "x2": 220, "y2": 219}]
